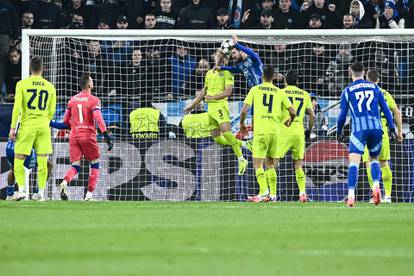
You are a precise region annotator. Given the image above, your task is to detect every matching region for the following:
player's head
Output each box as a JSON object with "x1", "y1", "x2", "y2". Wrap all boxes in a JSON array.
[
  {"x1": 30, "y1": 56, "x2": 43, "y2": 75},
  {"x1": 80, "y1": 74, "x2": 93, "y2": 91},
  {"x1": 285, "y1": 70, "x2": 298, "y2": 86},
  {"x1": 262, "y1": 66, "x2": 275, "y2": 82},
  {"x1": 366, "y1": 68, "x2": 380, "y2": 84},
  {"x1": 350, "y1": 62, "x2": 364, "y2": 79},
  {"x1": 214, "y1": 49, "x2": 228, "y2": 66}
]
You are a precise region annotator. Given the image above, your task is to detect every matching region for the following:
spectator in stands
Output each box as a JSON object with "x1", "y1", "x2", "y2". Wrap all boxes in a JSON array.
[
  {"x1": 266, "y1": 44, "x2": 301, "y2": 87},
  {"x1": 125, "y1": 0, "x2": 149, "y2": 29},
  {"x1": 301, "y1": 43, "x2": 330, "y2": 96},
  {"x1": 89, "y1": 0, "x2": 123, "y2": 29},
  {"x1": 63, "y1": 0, "x2": 90, "y2": 28},
  {"x1": 13, "y1": 0, "x2": 32, "y2": 18},
  {"x1": 300, "y1": 0, "x2": 341, "y2": 28},
  {"x1": 4, "y1": 48, "x2": 21, "y2": 102},
  {"x1": 0, "y1": 0, "x2": 18, "y2": 91},
  {"x1": 122, "y1": 47, "x2": 145, "y2": 96},
  {"x1": 259, "y1": 0, "x2": 276, "y2": 14},
  {"x1": 154, "y1": 0, "x2": 178, "y2": 29},
  {"x1": 178, "y1": 0, "x2": 214, "y2": 29},
  {"x1": 257, "y1": 9, "x2": 274, "y2": 29},
  {"x1": 273, "y1": 0, "x2": 300, "y2": 29},
  {"x1": 116, "y1": 15, "x2": 129, "y2": 29},
  {"x1": 169, "y1": 45, "x2": 196, "y2": 99},
  {"x1": 308, "y1": 13, "x2": 322, "y2": 29},
  {"x1": 225, "y1": 0, "x2": 258, "y2": 29},
  {"x1": 326, "y1": 42, "x2": 354, "y2": 96},
  {"x1": 349, "y1": 0, "x2": 374, "y2": 28},
  {"x1": 216, "y1": 8, "x2": 234, "y2": 29},
  {"x1": 31, "y1": 0, "x2": 64, "y2": 29},
  {"x1": 342, "y1": 13, "x2": 355, "y2": 29},
  {"x1": 409, "y1": 3, "x2": 414, "y2": 28},
  {"x1": 21, "y1": 11, "x2": 34, "y2": 29},
  {"x1": 376, "y1": 1, "x2": 405, "y2": 28},
  {"x1": 144, "y1": 13, "x2": 157, "y2": 29},
  {"x1": 97, "y1": 19, "x2": 110, "y2": 29},
  {"x1": 183, "y1": 58, "x2": 210, "y2": 98},
  {"x1": 129, "y1": 94, "x2": 168, "y2": 139},
  {"x1": 67, "y1": 14, "x2": 85, "y2": 29},
  {"x1": 367, "y1": 48, "x2": 398, "y2": 91}
]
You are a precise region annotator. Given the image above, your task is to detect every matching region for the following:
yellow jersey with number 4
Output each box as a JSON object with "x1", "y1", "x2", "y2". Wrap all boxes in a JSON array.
[
  {"x1": 244, "y1": 81, "x2": 292, "y2": 135},
  {"x1": 11, "y1": 75, "x2": 56, "y2": 129}
]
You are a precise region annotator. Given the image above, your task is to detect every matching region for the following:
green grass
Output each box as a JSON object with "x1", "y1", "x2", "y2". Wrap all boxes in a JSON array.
[{"x1": 1, "y1": 202, "x2": 414, "y2": 276}]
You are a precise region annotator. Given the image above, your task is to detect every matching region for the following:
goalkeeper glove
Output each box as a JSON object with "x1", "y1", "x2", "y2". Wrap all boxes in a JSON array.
[
  {"x1": 389, "y1": 128, "x2": 397, "y2": 143},
  {"x1": 103, "y1": 131, "x2": 113, "y2": 151},
  {"x1": 305, "y1": 129, "x2": 311, "y2": 142},
  {"x1": 336, "y1": 132, "x2": 346, "y2": 144}
]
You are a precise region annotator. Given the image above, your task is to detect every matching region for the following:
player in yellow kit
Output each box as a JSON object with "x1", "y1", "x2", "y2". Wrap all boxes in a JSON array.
[
  {"x1": 9, "y1": 56, "x2": 56, "y2": 201},
  {"x1": 362, "y1": 69, "x2": 403, "y2": 203},
  {"x1": 277, "y1": 70, "x2": 315, "y2": 202},
  {"x1": 240, "y1": 67, "x2": 296, "y2": 202},
  {"x1": 185, "y1": 49, "x2": 248, "y2": 175}
]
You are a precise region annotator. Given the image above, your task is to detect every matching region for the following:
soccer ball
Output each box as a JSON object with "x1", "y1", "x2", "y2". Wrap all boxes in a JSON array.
[{"x1": 220, "y1": 39, "x2": 234, "y2": 55}]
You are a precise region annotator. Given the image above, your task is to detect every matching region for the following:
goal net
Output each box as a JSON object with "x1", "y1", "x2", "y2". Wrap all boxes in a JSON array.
[{"x1": 20, "y1": 29, "x2": 414, "y2": 202}]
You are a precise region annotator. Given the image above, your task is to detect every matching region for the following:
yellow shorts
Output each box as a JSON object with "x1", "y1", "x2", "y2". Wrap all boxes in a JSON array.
[
  {"x1": 362, "y1": 131, "x2": 390, "y2": 162},
  {"x1": 253, "y1": 134, "x2": 278, "y2": 159},
  {"x1": 15, "y1": 124, "x2": 52, "y2": 155},
  {"x1": 207, "y1": 102, "x2": 230, "y2": 129},
  {"x1": 277, "y1": 133, "x2": 305, "y2": 160}
]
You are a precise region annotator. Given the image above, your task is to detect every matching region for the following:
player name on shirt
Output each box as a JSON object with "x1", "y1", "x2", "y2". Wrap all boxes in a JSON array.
[
  {"x1": 284, "y1": 89, "x2": 304, "y2": 95},
  {"x1": 349, "y1": 82, "x2": 376, "y2": 91},
  {"x1": 32, "y1": 81, "x2": 45, "y2": 86},
  {"x1": 74, "y1": 97, "x2": 89, "y2": 102}
]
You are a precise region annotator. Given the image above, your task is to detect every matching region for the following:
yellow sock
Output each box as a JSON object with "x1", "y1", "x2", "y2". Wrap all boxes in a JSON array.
[
  {"x1": 14, "y1": 158, "x2": 25, "y2": 193},
  {"x1": 382, "y1": 165, "x2": 392, "y2": 197},
  {"x1": 295, "y1": 168, "x2": 306, "y2": 195},
  {"x1": 222, "y1": 131, "x2": 242, "y2": 158},
  {"x1": 37, "y1": 156, "x2": 48, "y2": 190},
  {"x1": 266, "y1": 168, "x2": 277, "y2": 197},
  {"x1": 255, "y1": 168, "x2": 267, "y2": 196},
  {"x1": 366, "y1": 164, "x2": 373, "y2": 190}
]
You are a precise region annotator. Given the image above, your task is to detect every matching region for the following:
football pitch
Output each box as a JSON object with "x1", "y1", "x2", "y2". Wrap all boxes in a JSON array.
[{"x1": 1, "y1": 202, "x2": 414, "y2": 276}]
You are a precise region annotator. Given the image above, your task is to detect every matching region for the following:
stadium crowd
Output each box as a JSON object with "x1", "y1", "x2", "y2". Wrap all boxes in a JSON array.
[{"x1": 1, "y1": 0, "x2": 414, "y2": 103}]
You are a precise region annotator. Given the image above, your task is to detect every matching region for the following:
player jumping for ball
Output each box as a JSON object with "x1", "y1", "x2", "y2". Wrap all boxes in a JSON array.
[{"x1": 59, "y1": 75, "x2": 113, "y2": 201}]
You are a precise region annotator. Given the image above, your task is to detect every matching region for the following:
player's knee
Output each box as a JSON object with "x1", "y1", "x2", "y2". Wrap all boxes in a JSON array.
[{"x1": 90, "y1": 162, "x2": 100, "y2": 169}]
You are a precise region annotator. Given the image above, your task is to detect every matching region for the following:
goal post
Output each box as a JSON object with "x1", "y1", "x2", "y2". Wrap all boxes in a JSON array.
[{"x1": 20, "y1": 29, "x2": 414, "y2": 202}]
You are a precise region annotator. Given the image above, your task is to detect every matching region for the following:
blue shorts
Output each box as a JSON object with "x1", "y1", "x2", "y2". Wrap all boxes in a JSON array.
[
  {"x1": 6, "y1": 140, "x2": 37, "y2": 170},
  {"x1": 349, "y1": 129, "x2": 383, "y2": 157}
]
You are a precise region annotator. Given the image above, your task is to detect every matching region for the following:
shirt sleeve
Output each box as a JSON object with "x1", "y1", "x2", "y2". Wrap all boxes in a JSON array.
[
  {"x1": 385, "y1": 92, "x2": 397, "y2": 110},
  {"x1": 337, "y1": 90, "x2": 349, "y2": 134},
  {"x1": 282, "y1": 92, "x2": 293, "y2": 109},
  {"x1": 48, "y1": 86, "x2": 57, "y2": 121},
  {"x1": 224, "y1": 71, "x2": 234, "y2": 87},
  {"x1": 244, "y1": 88, "x2": 254, "y2": 106},
  {"x1": 92, "y1": 98, "x2": 107, "y2": 133},
  {"x1": 377, "y1": 89, "x2": 395, "y2": 130},
  {"x1": 11, "y1": 81, "x2": 22, "y2": 129},
  {"x1": 234, "y1": 43, "x2": 261, "y2": 64},
  {"x1": 220, "y1": 65, "x2": 240, "y2": 73}
]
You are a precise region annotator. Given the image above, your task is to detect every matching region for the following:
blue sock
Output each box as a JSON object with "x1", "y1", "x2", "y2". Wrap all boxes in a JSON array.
[
  {"x1": 348, "y1": 163, "x2": 359, "y2": 190},
  {"x1": 6, "y1": 185, "x2": 14, "y2": 196},
  {"x1": 370, "y1": 160, "x2": 381, "y2": 183}
]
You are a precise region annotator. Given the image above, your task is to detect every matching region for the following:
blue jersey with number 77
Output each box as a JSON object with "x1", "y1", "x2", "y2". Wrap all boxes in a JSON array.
[{"x1": 337, "y1": 79, "x2": 395, "y2": 135}]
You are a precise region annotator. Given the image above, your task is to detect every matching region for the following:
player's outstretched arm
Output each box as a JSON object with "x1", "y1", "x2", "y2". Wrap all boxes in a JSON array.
[
  {"x1": 49, "y1": 120, "x2": 70, "y2": 130},
  {"x1": 234, "y1": 41, "x2": 261, "y2": 64},
  {"x1": 391, "y1": 106, "x2": 403, "y2": 142},
  {"x1": 336, "y1": 91, "x2": 349, "y2": 136},
  {"x1": 184, "y1": 88, "x2": 206, "y2": 114}
]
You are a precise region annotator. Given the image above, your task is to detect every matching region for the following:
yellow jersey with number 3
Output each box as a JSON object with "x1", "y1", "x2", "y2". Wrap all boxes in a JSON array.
[
  {"x1": 204, "y1": 69, "x2": 234, "y2": 104},
  {"x1": 244, "y1": 81, "x2": 292, "y2": 135},
  {"x1": 11, "y1": 75, "x2": 56, "y2": 129},
  {"x1": 279, "y1": 85, "x2": 312, "y2": 134}
]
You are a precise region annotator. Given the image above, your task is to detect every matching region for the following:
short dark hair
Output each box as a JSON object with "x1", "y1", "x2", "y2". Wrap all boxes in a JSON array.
[
  {"x1": 343, "y1": 13, "x2": 354, "y2": 18},
  {"x1": 350, "y1": 62, "x2": 364, "y2": 74},
  {"x1": 30, "y1": 56, "x2": 43, "y2": 73},
  {"x1": 366, "y1": 68, "x2": 379, "y2": 82},
  {"x1": 285, "y1": 70, "x2": 298, "y2": 85},
  {"x1": 80, "y1": 74, "x2": 91, "y2": 89},
  {"x1": 263, "y1": 66, "x2": 274, "y2": 82}
]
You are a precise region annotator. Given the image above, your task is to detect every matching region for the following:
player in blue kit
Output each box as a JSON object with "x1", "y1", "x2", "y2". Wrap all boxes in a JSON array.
[
  {"x1": 337, "y1": 63, "x2": 396, "y2": 207},
  {"x1": 219, "y1": 35, "x2": 263, "y2": 88}
]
